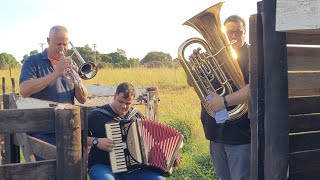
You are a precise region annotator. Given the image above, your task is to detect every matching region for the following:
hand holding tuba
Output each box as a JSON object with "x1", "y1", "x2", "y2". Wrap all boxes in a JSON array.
[{"x1": 177, "y1": 2, "x2": 248, "y2": 120}]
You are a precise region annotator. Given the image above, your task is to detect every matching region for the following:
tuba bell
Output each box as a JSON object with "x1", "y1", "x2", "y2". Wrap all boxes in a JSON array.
[{"x1": 177, "y1": 2, "x2": 248, "y2": 120}]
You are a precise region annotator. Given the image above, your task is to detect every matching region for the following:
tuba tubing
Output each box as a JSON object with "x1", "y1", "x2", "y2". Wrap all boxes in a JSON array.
[{"x1": 177, "y1": 2, "x2": 248, "y2": 120}]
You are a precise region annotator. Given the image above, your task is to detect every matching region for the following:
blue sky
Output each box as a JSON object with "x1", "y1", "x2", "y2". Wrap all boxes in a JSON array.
[{"x1": 0, "y1": 0, "x2": 258, "y2": 61}]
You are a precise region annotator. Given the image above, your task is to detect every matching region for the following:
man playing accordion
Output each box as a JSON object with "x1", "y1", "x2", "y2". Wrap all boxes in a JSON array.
[{"x1": 87, "y1": 82, "x2": 181, "y2": 180}]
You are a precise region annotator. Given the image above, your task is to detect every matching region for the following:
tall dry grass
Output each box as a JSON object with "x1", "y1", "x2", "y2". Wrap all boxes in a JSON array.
[{"x1": 1, "y1": 67, "x2": 215, "y2": 179}]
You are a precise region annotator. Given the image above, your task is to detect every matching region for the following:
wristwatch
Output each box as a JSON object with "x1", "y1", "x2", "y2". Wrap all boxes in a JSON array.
[
  {"x1": 92, "y1": 137, "x2": 99, "y2": 147},
  {"x1": 223, "y1": 96, "x2": 228, "y2": 107}
]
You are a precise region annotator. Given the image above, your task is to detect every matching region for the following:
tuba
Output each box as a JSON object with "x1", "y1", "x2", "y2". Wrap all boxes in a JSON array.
[{"x1": 177, "y1": 2, "x2": 248, "y2": 120}]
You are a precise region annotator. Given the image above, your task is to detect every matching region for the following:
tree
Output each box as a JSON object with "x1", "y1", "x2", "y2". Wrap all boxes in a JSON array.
[
  {"x1": 141, "y1": 51, "x2": 172, "y2": 64},
  {"x1": 21, "y1": 50, "x2": 40, "y2": 64},
  {"x1": 21, "y1": 54, "x2": 29, "y2": 64},
  {"x1": 67, "y1": 44, "x2": 96, "y2": 64},
  {"x1": 128, "y1": 57, "x2": 140, "y2": 68},
  {"x1": 0, "y1": 53, "x2": 21, "y2": 69},
  {"x1": 100, "y1": 54, "x2": 112, "y2": 63},
  {"x1": 108, "y1": 52, "x2": 129, "y2": 68},
  {"x1": 30, "y1": 50, "x2": 39, "y2": 56}
]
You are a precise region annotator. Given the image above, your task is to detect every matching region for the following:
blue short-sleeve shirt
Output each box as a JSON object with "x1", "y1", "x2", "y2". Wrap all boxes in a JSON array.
[{"x1": 19, "y1": 49, "x2": 75, "y2": 104}]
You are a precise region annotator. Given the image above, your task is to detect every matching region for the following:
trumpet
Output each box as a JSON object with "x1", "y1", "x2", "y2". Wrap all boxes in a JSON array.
[{"x1": 59, "y1": 41, "x2": 98, "y2": 89}]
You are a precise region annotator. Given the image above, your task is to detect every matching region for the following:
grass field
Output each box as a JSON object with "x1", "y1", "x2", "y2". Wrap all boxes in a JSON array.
[{"x1": 1, "y1": 67, "x2": 216, "y2": 179}]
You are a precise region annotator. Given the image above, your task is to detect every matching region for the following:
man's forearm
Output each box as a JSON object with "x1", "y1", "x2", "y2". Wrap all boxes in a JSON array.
[
  {"x1": 75, "y1": 82, "x2": 88, "y2": 104},
  {"x1": 225, "y1": 84, "x2": 249, "y2": 106},
  {"x1": 19, "y1": 71, "x2": 60, "y2": 97}
]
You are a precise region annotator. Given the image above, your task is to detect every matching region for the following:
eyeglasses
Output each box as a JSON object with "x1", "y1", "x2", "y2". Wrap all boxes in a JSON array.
[{"x1": 226, "y1": 29, "x2": 245, "y2": 36}]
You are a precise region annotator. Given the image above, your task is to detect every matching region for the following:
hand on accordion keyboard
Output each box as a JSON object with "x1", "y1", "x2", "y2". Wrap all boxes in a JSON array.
[{"x1": 97, "y1": 138, "x2": 114, "y2": 152}]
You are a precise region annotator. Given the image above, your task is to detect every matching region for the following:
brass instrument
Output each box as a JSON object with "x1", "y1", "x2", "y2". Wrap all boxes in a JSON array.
[
  {"x1": 68, "y1": 41, "x2": 98, "y2": 80},
  {"x1": 60, "y1": 41, "x2": 98, "y2": 82},
  {"x1": 177, "y1": 2, "x2": 248, "y2": 120}
]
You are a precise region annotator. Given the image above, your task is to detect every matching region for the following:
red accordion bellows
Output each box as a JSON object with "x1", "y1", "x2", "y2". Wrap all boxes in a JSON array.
[{"x1": 105, "y1": 119, "x2": 184, "y2": 175}]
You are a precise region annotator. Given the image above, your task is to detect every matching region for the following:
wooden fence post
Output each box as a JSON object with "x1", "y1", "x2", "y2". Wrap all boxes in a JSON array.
[
  {"x1": 10, "y1": 78, "x2": 15, "y2": 94},
  {"x1": 146, "y1": 87, "x2": 159, "y2": 121},
  {"x1": 2, "y1": 77, "x2": 5, "y2": 94},
  {"x1": 262, "y1": 0, "x2": 288, "y2": 179},
  {"x1": 81, "y1": 106, "x2": 89, "y2": 180},
  {"x1": 0, "y1": 94, "x2": 3, "y2": 165},
  {"x1": 55, "y1": 105, "x2": 83, "y2": 180},
  {"x1": 249, "y1": 2, "x2": 265, "y2": 180},
  {"x1": 3, "y1": 94, "x2": 20, "y2": 164}
]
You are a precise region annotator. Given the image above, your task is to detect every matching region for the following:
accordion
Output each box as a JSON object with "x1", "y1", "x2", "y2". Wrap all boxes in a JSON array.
[{"x1": 105, "y1": 119, "x2": 184, "y2": 175}]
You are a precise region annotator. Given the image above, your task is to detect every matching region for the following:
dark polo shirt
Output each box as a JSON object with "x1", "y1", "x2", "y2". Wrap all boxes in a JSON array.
[{"x1": 201, "y1": 43, "x2": 250, "y2": 145}]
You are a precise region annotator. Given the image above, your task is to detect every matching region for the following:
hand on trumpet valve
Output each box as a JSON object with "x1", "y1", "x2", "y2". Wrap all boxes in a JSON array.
[
  {"x1": 54, "y1": 55, "x2": 72, "y2": 75},
  {"x1": 63, "y1": 63, "x2": 80, "y2": 84}
]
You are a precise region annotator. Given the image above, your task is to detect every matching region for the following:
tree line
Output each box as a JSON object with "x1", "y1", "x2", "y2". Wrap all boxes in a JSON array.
[{"x1": 0, "y1": 45, "x2": 180, "y2": 69}]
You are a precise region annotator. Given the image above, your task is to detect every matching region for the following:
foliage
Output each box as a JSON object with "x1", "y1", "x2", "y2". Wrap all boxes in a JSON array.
[
  {"x1": 0, "y1": 53, "x2": 21, "y2": 69},
  {"x1": 128, "y1": 57, "x2": 140, "y2": 68},
  {"x1": 2, "y1": 45, "x2": 178, "y2": 68},
  {"x1": 141, "y1": 51, "x2": 172, "y2": 64},
  {"x1": 30, "y1": 50, "x2": 39, "y2": 55},
  {"x1": 67, "y1": 44, "x2": 97, "y2": 63},
  {"x1": 21, "y1": 50, "x2": 40, "y2": 64}
]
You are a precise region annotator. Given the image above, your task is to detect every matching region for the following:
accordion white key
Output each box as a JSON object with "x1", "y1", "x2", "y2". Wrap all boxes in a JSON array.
[{"x1": 105, "y1": 119, "x2": 184, "y2": 175}]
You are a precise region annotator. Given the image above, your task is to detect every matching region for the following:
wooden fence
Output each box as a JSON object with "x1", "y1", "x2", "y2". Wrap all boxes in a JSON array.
[
  {"x1": 249, "y1": 0, "x2": 320, "y2": 179},
  {"x1": 0, "y1": 77, "x2": 159, "y2": 180}
]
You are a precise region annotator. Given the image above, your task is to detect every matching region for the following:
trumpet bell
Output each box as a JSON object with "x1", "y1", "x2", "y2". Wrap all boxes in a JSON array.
[{"x1": 78, "y1": 62, "x2": 98, "y2": 80}]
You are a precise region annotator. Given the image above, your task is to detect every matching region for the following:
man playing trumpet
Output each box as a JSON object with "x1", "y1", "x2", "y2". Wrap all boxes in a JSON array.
[{"x1": 19, "y1": 25, "x2": 88, "y2": 159}]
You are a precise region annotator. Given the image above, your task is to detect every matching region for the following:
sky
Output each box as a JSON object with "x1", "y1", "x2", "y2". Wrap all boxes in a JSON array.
[{"x1": 0, "y1": 0, "x2": 259, "y2": 62}]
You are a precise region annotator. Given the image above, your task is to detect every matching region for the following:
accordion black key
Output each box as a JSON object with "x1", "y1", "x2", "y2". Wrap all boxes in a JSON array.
[{"x1": 105, "y1": 119, "x2": 184, "y2": 175}]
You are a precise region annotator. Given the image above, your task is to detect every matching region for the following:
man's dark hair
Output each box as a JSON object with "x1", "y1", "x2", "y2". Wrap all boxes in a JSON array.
[
  {"x1": 115, "y1": 82, "x2": 136, "y2": 98},
  {"x1": 224, "y1": 15, "x2": 246, "y2": 31}
]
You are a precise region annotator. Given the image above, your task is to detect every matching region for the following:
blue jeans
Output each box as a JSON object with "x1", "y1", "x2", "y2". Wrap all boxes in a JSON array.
[
  {"x1": 88, "y1": 164, "x2": 166, "y2": 180},
  {"x1": 210, "y1": 141, "x2": 250, "y2": 180}
]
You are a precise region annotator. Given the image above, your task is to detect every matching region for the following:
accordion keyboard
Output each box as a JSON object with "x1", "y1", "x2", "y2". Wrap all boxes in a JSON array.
[{"x1": 105, "y1": 122, "x2": 128, "y2": 173}]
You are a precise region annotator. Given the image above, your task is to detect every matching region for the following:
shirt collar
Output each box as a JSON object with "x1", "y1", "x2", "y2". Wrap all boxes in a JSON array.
[{"x1": 40, "y1": 49, "x2": 49, "y2": 60}]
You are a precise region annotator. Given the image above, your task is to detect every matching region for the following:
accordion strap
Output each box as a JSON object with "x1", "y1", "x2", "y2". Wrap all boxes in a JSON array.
[{"x1": 92, "y1": 107, "x2": 139, "y2": 121}]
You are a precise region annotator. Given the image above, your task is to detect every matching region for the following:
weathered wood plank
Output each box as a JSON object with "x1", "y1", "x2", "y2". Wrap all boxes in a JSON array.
[
  {"x1": 289, "y1": 113, "x2": 320, "y2": 133},
  {"x1": 81, "y1": 106, "x2": 89, "y2": 180},
  {"x1": 0, "y1": 108, "x2": 55, "y2": 133},
  {"x1": 55, "y1": 106, "x2": 83, "y2": 180},
  {"x1": 15, "y1": 133, "x2": 35, "y2": 162},
  {"x1": 289, "y1": 150, "x2": 320, "y2": 173},
  {"x1": 276, "y1": 0, "x2": 320, "y2": 32},
  {"x1": 0, "y1": 159, "x2": 56, "y2": 179},
  {"x1": 263, "y1": 0, "x2": 289, "y2": 179},
  {"x1": 3, "y1": 94, "x2": 20, "y2": 164},
  {"x1": 289, "y1": 96, "x2": 320, "y2": 115},
  {"x1": 289, "y1": 169, "x2": 320, "y2": 180},
  {"x1": 14, "y1": 135, "x2": 56, "y2": 160},
  {"x1": 287, "y1": 46, "x2": 320, "y2": 57},
  {"x1": 289, "y1": 132, "x2": 320, "y2": 153},
  {"x1": 249, "y1": 7, "x2": 265, "y2": 180},
  {"x1": 288, "y1": 56, "x2": 320, "y2": 71},
  {"x1": 288, "y1": 72, "x2": 320, "y2": 96},
  {"x1": 286, "y1": 33, "x2": 320, "y2": 45}
]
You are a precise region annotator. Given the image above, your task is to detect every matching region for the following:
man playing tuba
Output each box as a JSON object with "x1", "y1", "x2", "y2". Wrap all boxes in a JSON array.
[{"x1": 185, "y1": 14, "x2": 251, "y2": 180}]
